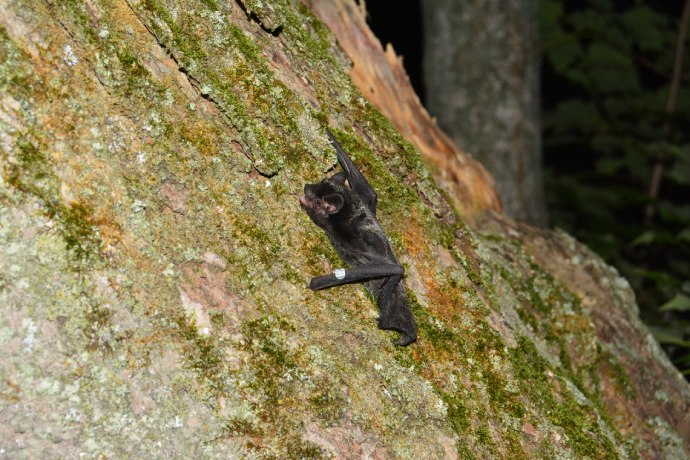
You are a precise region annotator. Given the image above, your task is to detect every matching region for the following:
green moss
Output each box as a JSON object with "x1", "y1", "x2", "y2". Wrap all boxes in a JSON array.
[
  {"x1": 442, "y1": 393, "x2": 471, "y2": 433},
  {"x1": 523, "y1": 271, "x2": 552, "y2": 316},
  {"x1": 392, "y1": 344, "x2": 417, "y2": 369},
  {"x1": 83, "y1": 301, "x2": 115, "y2": 351},
  {"x1": 240, "y1": 315, "x2": 297, "y2": 420},
  {"x1": 305, "y1": 232, "x2": 341, "y2": 273},
  {"x1": 439, "y1": 225, "x2": 458, "y2": 250},
  {"x1": 231, "y1": 215, "x2": 280, "y2": 267},
  {"x1": 227, "y1": 24, "x2": 263, "y2": 66},
  {"x1": 284, "y1": 439, "x2": 329, "y2": 460},
  {"x1": 510, "y1": 338, "x2": 552, "y2": 408},
  {"x1": 504, "y1": 430, "x2": 530, "y2": 460},
  {"x1": 308, "y1": 385, "x2": 346, "y2": 425},
  {"x1": 475, "y1": 424, "x2": 494, "y2": 446},
  {"x1": 115, "y1": 48, "x2": 151, "y2": 84},
  {"x1": 456, "y1": 441, "x2": 477, "y2": 460},
  {"x1": 173, "y1": 313, "x2": 227, "y2": 394},
  {"x1": 290, "y1": 1, "x2": 343, "y2": 65},
  {"x1": 59, "y1": 202, "x2": 101, "y2": 261},
  {"x1": 312, "y1": 109, "x2": 329, "y2": 127},
  {"x1": 209, "y1": 309, "x2": 226, "y2": 327},
  {"x1": 6, "y1": 138, "x2": 53, "y2": 194},
  {"x1": 237, "y1": 316, "x2": 331, "y2": 457},
  {"x1": 484, "y1": 369, "x2": 525, "y2": 418},
  {"x1": 243, "y1": 316, "x2": 295, "y2": 368},
  {"x1": 199, "y1": 0, "x2": 220, "y2": 11},
  {"x1": 414, "y1": 306, "x2": 461, "y2": 352},
  {"x1": 136, "y1": 0, "x2": 311, "y2": 175},
  {"x1": 602, "y1": 351, "x2": 636, "y2": 400},
  {"x1": 59, "y1": 0, "x2": 100, "y2": 42},
  {"x1": 509, "y1": 337, "x2": 619, "y2": 459},
  {"x1": 4, "y1": 138, "x2": 101, "y2": 263},
  {"x1": 223, "y1": 416, "x2": 260, "y2": 438},
  {"x1": 0, "y1": 26, "x2": 30, "y2": 91},
  {"x1": 550, "y1": 396, "x2": 618, "y2": 459}
]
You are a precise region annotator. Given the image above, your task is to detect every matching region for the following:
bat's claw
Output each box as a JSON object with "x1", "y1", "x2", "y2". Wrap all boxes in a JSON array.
[
  {"x1": 378, "y1": 318, "x2": 416, "y2": 346},
  {"x1": 393, "y1": 333, "x2": 416, "y2": 347}
]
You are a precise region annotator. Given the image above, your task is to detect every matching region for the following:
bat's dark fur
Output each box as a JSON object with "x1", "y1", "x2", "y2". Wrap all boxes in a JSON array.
[{"x1": 299, "y1": 129, "x2": 417, "y2": 346}]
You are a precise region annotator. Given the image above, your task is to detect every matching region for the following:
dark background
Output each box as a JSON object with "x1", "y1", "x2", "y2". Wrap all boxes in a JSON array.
[{"x1": 366, "y1": 0, "x2": 690, "y2": 378}]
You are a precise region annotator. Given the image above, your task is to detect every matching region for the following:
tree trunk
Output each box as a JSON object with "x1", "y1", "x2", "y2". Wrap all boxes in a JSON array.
[
  {"x1": 421, "y1": 0, "x2": 548, "y2": 226},
  {"x1": 0, "y1": 0, "x2": 687, "y2": 458}
]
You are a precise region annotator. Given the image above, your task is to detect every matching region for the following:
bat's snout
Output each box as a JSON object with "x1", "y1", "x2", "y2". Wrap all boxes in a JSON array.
[{"x1": 299, "y1": 194, "x2": 310, "y2": 208}]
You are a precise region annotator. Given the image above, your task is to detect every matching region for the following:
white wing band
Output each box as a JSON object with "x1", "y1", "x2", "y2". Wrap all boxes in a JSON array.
[{"x1": 333, "y1": 268, "x2": 346, "y2": 280}]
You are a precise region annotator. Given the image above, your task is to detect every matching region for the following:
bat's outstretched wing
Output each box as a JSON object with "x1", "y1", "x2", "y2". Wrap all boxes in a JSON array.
[{"x1": 326, "y1": 129, "x2": 377, "y2": 214}]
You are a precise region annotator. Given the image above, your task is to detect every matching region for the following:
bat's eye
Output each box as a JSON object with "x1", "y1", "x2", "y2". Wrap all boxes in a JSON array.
[{"x1": 316, "y1": 199, "x2": 322, "y2": 206}]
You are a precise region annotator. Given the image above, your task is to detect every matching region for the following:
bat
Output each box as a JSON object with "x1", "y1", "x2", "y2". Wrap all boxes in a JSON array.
[{"x1": 299, "y1": 129, "x2": 417, "y2": 346}]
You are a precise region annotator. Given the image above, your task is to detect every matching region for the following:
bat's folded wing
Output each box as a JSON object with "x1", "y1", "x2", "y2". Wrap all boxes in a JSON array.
[{"x1": 326, "y1": 129, "x2": 378, "y2": 214}]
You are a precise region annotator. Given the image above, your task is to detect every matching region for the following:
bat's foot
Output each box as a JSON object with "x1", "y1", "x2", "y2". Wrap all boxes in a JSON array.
[
  {"x1": 393, "y1": 333, "x2": 416, "y2": 347},
  {"x1": 378, "y1": 317, "x2": 416, "y2": 346}
]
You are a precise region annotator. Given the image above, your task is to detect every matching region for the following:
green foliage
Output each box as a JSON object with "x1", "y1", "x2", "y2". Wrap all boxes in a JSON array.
[{"x1": 541, "y1": 0, "x2": 690, "y2": 376}]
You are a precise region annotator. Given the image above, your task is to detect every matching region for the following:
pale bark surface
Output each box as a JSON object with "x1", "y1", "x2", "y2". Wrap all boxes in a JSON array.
[
  {"x1": 421, "y1": 0, "x2": 547, "y2": 226},
  {"x1": 0, "y1": 0, "x2": 687, "y2": 459}
]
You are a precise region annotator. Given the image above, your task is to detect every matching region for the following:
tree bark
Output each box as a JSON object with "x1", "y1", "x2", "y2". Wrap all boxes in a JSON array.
[
  {"x1": 0, "y1": 0, "x2": 687, "y2": 458},
  {"x1": 421, "y1": 0, "x2": 547, "y2": 226}
]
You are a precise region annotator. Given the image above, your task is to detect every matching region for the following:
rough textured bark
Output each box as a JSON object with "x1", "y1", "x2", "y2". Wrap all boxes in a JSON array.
[
  {"x1": 421, "y1": 0, "x2": 547, "y2": 226},
  {"x1": 0, "y1": 0, "x2": 688, "y2": 459}
]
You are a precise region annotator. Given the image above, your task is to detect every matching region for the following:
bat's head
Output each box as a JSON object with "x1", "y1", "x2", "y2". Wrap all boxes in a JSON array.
[{"x1": 299, "y1": 173, "x2": 350, "y2": 228}]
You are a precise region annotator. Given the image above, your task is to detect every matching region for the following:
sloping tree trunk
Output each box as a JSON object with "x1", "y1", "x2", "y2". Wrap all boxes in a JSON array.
[
  {"x1": 0, "y1": 1, "x2": 687, "y2": 459},
  {"x1": 421, "y1": 0, "x2": 547, "y2": 226}
]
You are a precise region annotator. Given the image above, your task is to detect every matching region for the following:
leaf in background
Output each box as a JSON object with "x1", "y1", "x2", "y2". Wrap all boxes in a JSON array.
[
  {"x1": 678, "y1": 228, "x2": 690, "y2": 243},
  {"x1": 658, "y1": 203, "x2": 690, "y2": 224},
  {"x1": 649, "y1": 325, "x2": 690, "y2": 347},
  {"x1": 541, "y1": 0, "x2": 563, "y2": 37},
  {"x1": 570, "y1": 10, "x2": 609, "y2": 35},
  {"x1": 621, "y1": 6, "x2": 668, "y2": 52},
  {"x1": 595, "y1": 157, "x2": 624, "y2": 175},
  {"x1": 587, "y1": 43, "x2": 638, "y2": 93},
  {"x1": 548, "y1": 99, "x2": 601, "y2": 132},
  {"x1": 678, "y1": 352, "x2": 690, "y2": 366},
  {"x1": 619, "y1": 144, "x2": 650, "y2": 182},
  {"x1": 659, "y1": 294, "x2": 690, "y2": 313},
  {"x1": 586, "y1": 0, "x2": 613, "y2": 12},
  {"x1": 632, "y1": 268, "x2": 674, "y2": 286},
  {"x1": 541, "y1": 1, "x2": 690, "y2": 381},
  {"x1": 630, "y1": 230, "x2": 656, "y2": 247},
  {"x1": 682, "y1": 281, "x2": 690, "y2": 294},
  {"x1": 668, "y1": 146, "x2": 690, "y2": 186},
  {"x1": 547, "y1": 40, "x2": 585, "y2": 78}
]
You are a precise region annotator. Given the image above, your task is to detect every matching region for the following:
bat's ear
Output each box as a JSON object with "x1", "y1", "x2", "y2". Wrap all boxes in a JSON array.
[
  {"x1": 330, "y1": 171, "x2": 349, "y2": 188},
  {"x1": 323, "y1": 193, "x2": 344, "y2": 214}
]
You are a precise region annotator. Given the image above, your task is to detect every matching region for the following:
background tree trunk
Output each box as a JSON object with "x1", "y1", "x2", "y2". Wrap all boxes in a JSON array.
[
  {"x1": 421, "y1": 0, "x2": 548, "y2": 226},
  {"x1": 0, "y1": 0, "x2": 687, "y2": 458}
]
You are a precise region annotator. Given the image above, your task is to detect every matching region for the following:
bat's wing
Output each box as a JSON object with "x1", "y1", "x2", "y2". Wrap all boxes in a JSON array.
[{"x1": 326, "y1": 129, "x2": 377, "y2": 214}]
